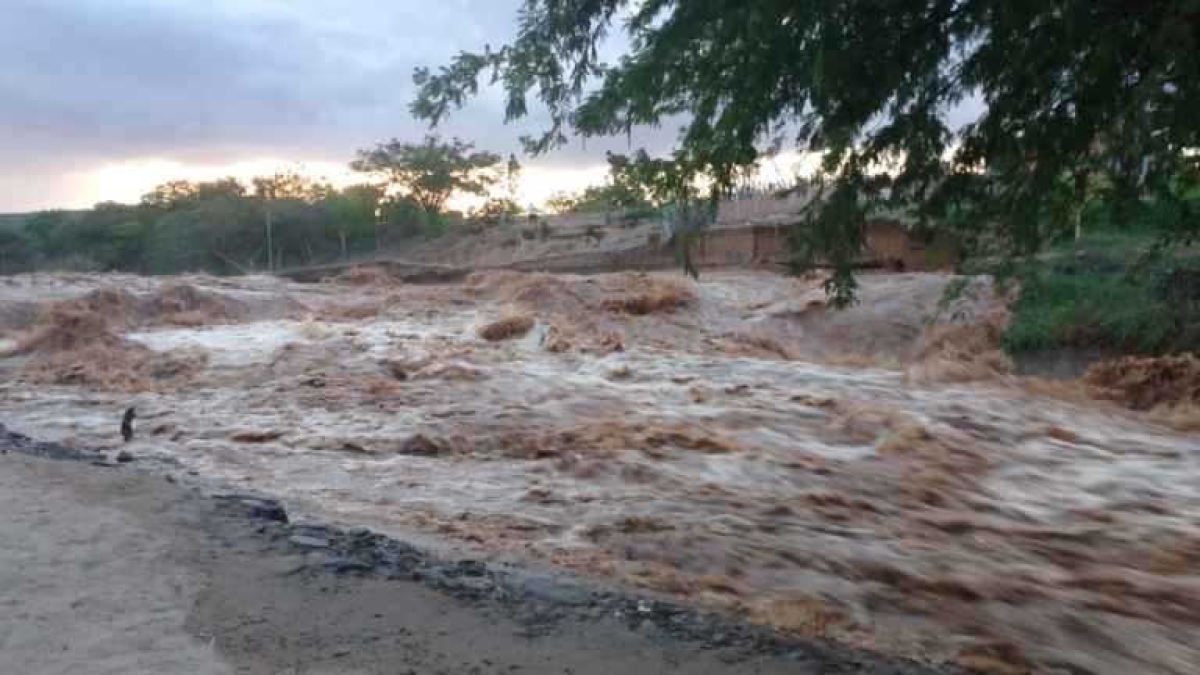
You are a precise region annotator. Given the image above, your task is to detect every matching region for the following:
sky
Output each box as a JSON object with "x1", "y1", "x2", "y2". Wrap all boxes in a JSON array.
[
  {"x1": 0, "y1": 0, "x2": 687, "y2": 212},
  {"x1": 0, "y1": 1, "x2": 985, "y2": 214}
]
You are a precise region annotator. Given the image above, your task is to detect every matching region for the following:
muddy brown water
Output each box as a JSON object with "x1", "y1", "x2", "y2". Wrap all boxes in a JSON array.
[{"x1": 1, "y1": 270, "x2": 1197, "y2": 674}]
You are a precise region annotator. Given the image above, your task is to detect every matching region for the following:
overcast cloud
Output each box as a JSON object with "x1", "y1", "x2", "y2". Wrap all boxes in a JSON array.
[
  {"x1": 0, "y1": 1, "x2": 986, "y2": 212},
  {"x1": 0, "y1": 0, "x2": 680, "y2": 211}
]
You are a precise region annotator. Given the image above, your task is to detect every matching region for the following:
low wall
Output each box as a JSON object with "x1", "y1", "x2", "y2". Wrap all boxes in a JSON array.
[{"x1": 279, "y1": 217, "x2": 957, "y2": 283}]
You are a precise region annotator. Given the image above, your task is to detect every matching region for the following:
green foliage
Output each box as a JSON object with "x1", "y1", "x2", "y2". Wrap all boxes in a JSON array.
[
  {"x1": 1004, "y1": 270, "x2": 1181, "y2": 354},
  {"x1": 351, "y1": 135, "x2": 503, "y2": 214},
  {"x1": 413, "y1": 0, "x2": 1200, "y2": 303},
  {"x1": 252, "y1": 171, "x2": 330, "y2": 202},
  {"x1": 0, "y1": 227, "x2": 33, "y2": 273},
  {"x1": 13, "y1": 179, "x2": 390, "y2": 275},
  {"x1": 472, "y1": 197, "x2": 522, "y2": 225},
  {"x1": 327, "y1": 184, "x2": 384, "y2": 256},
  {"x1": 6, "y1": 133, "x2": 511, "y2": 275},
  {"x1": 1001, "y1": 228, "x2": 1200, "y2": 354},
  {"x1": 788, "y1": 180, "x2": 865, "y2": 308}
]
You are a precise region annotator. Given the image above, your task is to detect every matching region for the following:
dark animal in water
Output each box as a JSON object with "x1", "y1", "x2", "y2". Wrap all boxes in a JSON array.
[{"x1": 121, "y1": 407, "x2": 136, "y2": 443}]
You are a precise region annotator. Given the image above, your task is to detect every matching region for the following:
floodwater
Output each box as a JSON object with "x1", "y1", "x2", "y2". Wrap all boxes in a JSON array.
[{"x1": 1, "y1": 270, "x2": 1197, "y2": 675}]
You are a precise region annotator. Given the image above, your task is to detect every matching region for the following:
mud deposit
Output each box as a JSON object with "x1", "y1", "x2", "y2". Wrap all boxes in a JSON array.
[{"x1": 1, "y1": 270, "x2": 1197, "y2": 674}]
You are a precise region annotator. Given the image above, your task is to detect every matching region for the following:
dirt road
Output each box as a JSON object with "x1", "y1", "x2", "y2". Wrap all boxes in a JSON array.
[{"x1": 0, "y1": 444, "x2": 944, "y2": 675}]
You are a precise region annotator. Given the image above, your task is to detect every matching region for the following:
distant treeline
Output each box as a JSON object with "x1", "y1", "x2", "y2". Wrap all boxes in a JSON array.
[
  {"x1": 0, "y1": 136, "x2": 540, "y2": 276},
  {"x1": 0, "y1": 178, "x2": 462, "y2": 276},
  {"x1": 0, "y1": 136, "x2": 702, "y2": 276}
]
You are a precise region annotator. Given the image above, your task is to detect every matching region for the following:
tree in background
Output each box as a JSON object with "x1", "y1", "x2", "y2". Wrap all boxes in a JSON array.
[
  {"x1": 545, "y1": 152, "x2": 658, "y2": 215},
  {"x1": 467, "y1": 153, "x2": 525, "y2": 228},
  {"x1": 14, "y1": 173, "x2": 393, "y2": 275},
  {"x1": 252, "y1": 171, "x2": 331, "y2": 271},
  {"x1": 351, "y1": 136, "x2": 504, "y2": 218},
  {"x1": 141, "y1": 180, "x2": 199, "y2": 211},
  {"x1": 0, "y1": 228, "x2": 33, "y2": 274},
  {"x1": 413, "y1": 1, "x2": 1200, "y2": 305},
  {"x1": 327, "y1": 184, "x2": 384, "y2": 257},
  {"x1": 23, "y1": 210, "x2": 73, "y2": 260},
  {"x1": 504, "y1": 154, "x2": 522, "y2": 207}
]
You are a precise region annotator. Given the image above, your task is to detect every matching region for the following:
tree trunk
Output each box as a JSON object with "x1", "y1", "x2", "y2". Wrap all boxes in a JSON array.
[
  {"x1": 1073, "y1": 170, "x2": 1088, "y2": 242},
  {"x1": 265, "y1": 207, "x2": 275, "y2": 271}
]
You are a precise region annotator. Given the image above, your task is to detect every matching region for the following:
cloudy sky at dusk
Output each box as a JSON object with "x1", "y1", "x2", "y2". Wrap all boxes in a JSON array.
[{"x1": 0, "y1": 0, "x2": 691, "y2": 212}]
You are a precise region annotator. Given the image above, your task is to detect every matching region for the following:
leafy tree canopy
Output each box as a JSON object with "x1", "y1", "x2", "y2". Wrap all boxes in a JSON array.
[
  {"x1": 351, "y1": 135, "x2": 505, "y2": 215},
  {"x1": 545, "y1": 151, "x2": 664, "y2": 214},
  {"x1": 414, "y1": 0, "x2": 1200, "y2": 304},
  {"x1": 252, "y1": 171, "x2": 333, "y2": 203}
]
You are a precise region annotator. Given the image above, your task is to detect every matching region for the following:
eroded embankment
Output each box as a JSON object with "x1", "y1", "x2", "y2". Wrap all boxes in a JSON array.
[{"x1": 1, "y1": 269, "x2": 1197, "y2": 675}]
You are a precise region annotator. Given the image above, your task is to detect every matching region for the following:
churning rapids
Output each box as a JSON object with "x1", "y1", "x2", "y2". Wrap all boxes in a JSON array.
[{"x1": 1, "y1": 269, "x2": 1196, "y2": 675}]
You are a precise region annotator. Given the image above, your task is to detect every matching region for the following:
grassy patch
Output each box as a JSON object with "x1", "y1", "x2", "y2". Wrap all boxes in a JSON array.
[
  {"x1": 992, "y1": 229, "x2": 1200, "y2": 355},
  {"x1": 1003, "y1": 270, "x2": 1179, "y2": 353}
]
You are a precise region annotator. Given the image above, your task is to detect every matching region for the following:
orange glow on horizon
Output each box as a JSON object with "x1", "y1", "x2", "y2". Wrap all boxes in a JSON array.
[{"x1": 66, "y1": 150, "x2": 819, "y2": 213}]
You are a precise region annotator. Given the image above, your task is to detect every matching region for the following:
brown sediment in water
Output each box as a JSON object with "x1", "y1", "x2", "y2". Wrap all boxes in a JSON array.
[
  {"x1": 747, "y1": 596, "x2": 852, "y2": 639},
  {"x1": 541, "y1": 323, "x2": 574, "y2": 353},
  {"x1": 13, "y1": 283, "x2": 263, "y2": 336},
  {"x1": 1081, "y1": 354, "x2": 1200, "y2": 432},
  {"x1": 148, "y1": 283, "x2": 246, "y2": 325},
  {"x1": 19, "y1": 342, "x2": 208, "y2": 392},
  {"x1": 1148, "y1": 401, "x2": 1200, "y2": 432},
  {"x1": 318, "y1": 303, "x2": 382, "y2": 321},
  {"x1": 47, "y1": 288, "x2": 142, "y2": 329},
  {"x1": 10, "y1": 306, "x2": 126, "y2": 355},
  {"x1": 907, "y1": 322, "x2": 1013, "y2": 383},
  {"x1": 7, "y1": 299, "x2": 211, "y2": 391},
  {"x1": 426, "y1": 420, "x2": 746, "y2": 462},
  {"x1": 1083, "y1": 353, "x2": 1200, "y2": 410},
  {"x1": 325, "y1": 265, "x2": 402, "y2": 287},
  {"x1": 469, "y1": 270, "x2": 694, "y2": 318},
  {"x1": 717, "y1": 333, "x2": 796, "y2": 360},
  {"x1": 4, "y1": 270, "x2": 1199, "y2": 675},
  {"x1": 478, "y1": 313, "x2": 535, "y2": 341},
  {"x1": 601, "y1": 277, "x2": 695, "y2": 315}
]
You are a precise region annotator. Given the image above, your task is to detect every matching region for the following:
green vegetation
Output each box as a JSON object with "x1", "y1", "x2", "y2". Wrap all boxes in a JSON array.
[
  {"x1": 545, "y1": 152, "x2": 660, "y2": 220},
  {"x1": 1, "y1": 136, "x2": 515, "y2": 275},
  {"x1": 998, "y1": 228, "x2": 1200, "y2": 355},
  {"x1": 414, "y1": 1, "x2": 1200, "y2": 306},
  {"x1": 350, "y1": 136, "x2": 504, "y2": 215}
]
